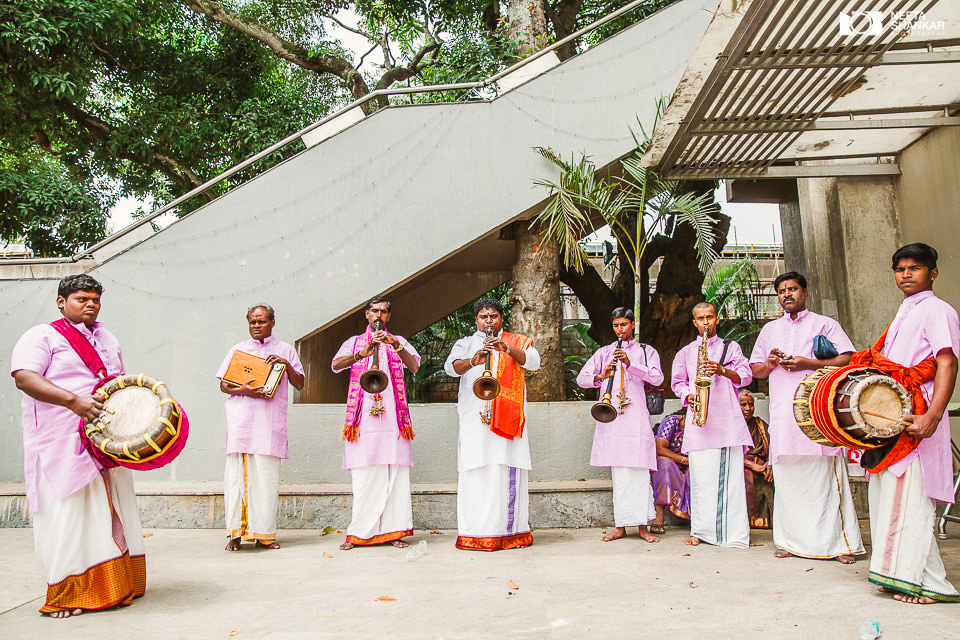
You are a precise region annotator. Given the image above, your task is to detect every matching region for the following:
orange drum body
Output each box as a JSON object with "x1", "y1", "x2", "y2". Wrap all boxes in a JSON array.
[
  {"x1": 792, "y1": 365, "x2": 911, "y2": 449},
  {"x1": 82, "y1": 373, "x2": 189, "y2": 470}
]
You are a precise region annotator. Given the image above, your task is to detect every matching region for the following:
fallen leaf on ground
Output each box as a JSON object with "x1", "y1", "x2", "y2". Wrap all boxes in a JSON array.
[
  {"x1": 805, "y1": 567, "x2": 813, "y2": 572},
  {"x1": 142, "y1": 533, "x2": 153, "y2": 538},
  {"x1": 322, "y1": 552, "x2": 333, "y2": 558},
  {"x1": 228, "y1": 629, "x2": 239, "y2": 636},
  {"x1": 336, "y1": 530, "x2": 342, "y2": 534},
  {"x1": 430, "y1": 529, "x2": 443, "y2": 534},
  {"x1": 688, "y1": 582, "x2": 698, "y2": 589},
  {"x1": 681, "y1": 553, "x2": 690, "y2": 557},
  {"x1": 578, "y1": 478, "x2": 586, "y2": 481},
  {"x1": 376, "y1": 595, "x2": 396, "y2": 602},
  {"x1": 318, "y1": 526, "x2": 337, "y2": 536},
  {"x1": 508, "y1": 580, "x2": 519, "y2": 589}
]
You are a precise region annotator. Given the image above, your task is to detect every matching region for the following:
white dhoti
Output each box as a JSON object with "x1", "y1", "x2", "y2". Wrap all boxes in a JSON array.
[
  {"x1": 32, "y1": 467, "x2": 145, "y2": 613},
  {"x1": 346, "y1": 464, "x2": 413, "y2": 545},
  {"x1": 868, "y1": 457, "x2": 959, "y2": 601},
  {"x1": 688, "y1": 447, "x2": 750, "y2": 548},
  {"x1": 772, "y1": 455, "x2": 864, "y2": 558},
  {"x1": 611, "y1": 466, "x2": 656, "y2": 527},
  {"x1": 456, "y1": 464, "x2": 532, "y2": 551},
  {"x1": 224, "y1": 453, "x2": 281, "y2": 543}
]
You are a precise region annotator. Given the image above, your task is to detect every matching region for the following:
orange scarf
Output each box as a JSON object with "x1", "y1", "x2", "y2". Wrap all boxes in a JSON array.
[
  {"x1": 849, "y1": 323, "x2": 937, "y2": 473},
  {"x1": 489, "y1": 332, "x2": 533, "y2": 440}
]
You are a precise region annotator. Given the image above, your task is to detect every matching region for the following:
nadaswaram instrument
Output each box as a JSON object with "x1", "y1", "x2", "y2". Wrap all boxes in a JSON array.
[
  {"x1": 793, "y1": 365, "x2": 912, "y2": 449},
  {"x1": 590, "y1": 339, "x2": 622, "y2": 423},
  {"x1": 691, "y1": 327, "x2": 712, "y2": 427},
  {"x1": 82, "y1": 373, "x2": 189, "y2": 470},
  {"x1": 359, "y1": 320, "x2": 389, "y2": 394},
  {"x1": 472, "y1": 327, "x2": 501, "y2": 400}
]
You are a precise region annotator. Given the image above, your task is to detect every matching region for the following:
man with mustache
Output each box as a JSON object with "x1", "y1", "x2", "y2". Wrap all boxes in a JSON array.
[{"x1": 749, "y1": 272, "x2": 863, "y2": 563}]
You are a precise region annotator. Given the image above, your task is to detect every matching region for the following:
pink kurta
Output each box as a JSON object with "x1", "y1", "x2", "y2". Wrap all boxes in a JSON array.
[
  {"x1": 576, "y1": 341, "x2": 664, "y2": 470},
  {"x1": 879, "y1": 290, "x2": 960, "y2": 503},
  {"x1": 216, "y1": 335, "x2": 303, "y2": 459},
  {"x1": 671, "y1": 335, "x2": 754, "y2": 453},
  {"x1": 11, "y1": 321, "x2": 124, "y2": 512},
  {"x1": 332, "y1": 334, "x2": 420, "y2": 470},
  {"x1": 749, "y1": 310, "x2": 856, "y2": 464}
]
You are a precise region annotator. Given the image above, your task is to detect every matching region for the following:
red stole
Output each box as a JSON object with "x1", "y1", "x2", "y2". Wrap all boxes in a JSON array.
[
  {"x1": 489, "y1": 332, "x2": 533, "y2": 440},
  {"x1": 849, "y1": 324, "x2": 937, "y2": 473}
]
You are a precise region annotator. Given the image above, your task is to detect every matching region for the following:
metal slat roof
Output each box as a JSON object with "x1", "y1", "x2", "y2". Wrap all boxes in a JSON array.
[{"x1": 643, "y1": 0, "x2": 960, "y2": 179}]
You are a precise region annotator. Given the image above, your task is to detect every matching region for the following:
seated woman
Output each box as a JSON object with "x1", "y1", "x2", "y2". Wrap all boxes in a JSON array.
[
  {"x1": 740, "y1": 389, "x2": 774, "y2": 529},
  {"x1": 650, "y1": 408, "x2": 690, "y2": 534}
]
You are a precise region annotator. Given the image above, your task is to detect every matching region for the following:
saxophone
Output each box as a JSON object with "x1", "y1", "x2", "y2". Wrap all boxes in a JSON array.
[{"x1": 691, "y1": 326, "x2": 712, "y2": 427}]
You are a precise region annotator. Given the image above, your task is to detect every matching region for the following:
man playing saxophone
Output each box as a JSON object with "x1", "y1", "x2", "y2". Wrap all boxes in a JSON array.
[{"x1": 670, "y1": 302, "x2": 753, "y2": 548}]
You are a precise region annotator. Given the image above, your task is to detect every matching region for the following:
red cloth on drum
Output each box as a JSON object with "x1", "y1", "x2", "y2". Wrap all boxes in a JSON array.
[{"x1": 850, "y1": 324, "x2": 937, "y2": 473}]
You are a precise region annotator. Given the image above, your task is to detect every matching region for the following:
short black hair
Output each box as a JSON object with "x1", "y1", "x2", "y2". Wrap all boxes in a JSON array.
[
  {"x1": 473, "y1": 297, "x2": 503, "y2": 317},
  {"x1": 774, "y1": 272, "x2": 807, "y2": 292},
  {"x1": 611, "y1": 307, "x2": 634, "y2": 322},
  {"x1": 365, "y1": 295, "x2": 391, "y2": 311},
  {"x1": 58, "y1": 274, "x2": 103, "y2": 298},
  {"x1": 247, "y1": 304, "x2": 275, "y2": 321},
  {"x1": 892, "y1": 243, "x2": 938, "y2": 271}
]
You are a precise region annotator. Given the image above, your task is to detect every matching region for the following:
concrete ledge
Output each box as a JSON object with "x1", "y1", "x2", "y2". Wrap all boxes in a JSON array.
[{"x1": 0, "y1": 477, "x2": 870, "y2": 529}]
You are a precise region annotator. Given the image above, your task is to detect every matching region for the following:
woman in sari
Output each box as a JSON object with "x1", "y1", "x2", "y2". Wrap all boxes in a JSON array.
[
  {"x1": 650, "y1": 409, "x2": 690, "y2": 534},
  {"x1": 740, "y1": 389, "x2": 774, "y2": 529}
]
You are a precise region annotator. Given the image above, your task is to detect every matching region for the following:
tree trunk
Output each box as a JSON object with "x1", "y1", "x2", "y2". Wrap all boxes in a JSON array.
[
  {"x1": 506, "y1": 0, "x2": 549, "y2": 57},
  {"x1": 508, "y1": 221, "x2": 564, "y2": 400}
]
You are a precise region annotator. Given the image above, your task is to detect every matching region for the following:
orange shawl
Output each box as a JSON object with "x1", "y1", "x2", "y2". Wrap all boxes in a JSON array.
[
  {"x1": 849, "y1": 323, "x2": 937, "y2": 473},
  {"x1": 489, "y1": 332, "x2": 533, "y2": 440}
]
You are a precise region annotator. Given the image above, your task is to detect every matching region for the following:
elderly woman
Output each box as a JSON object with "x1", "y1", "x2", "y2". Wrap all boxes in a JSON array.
[
  {"x1": 650, "y1": 408, "x2": 691, "y2": 534},
  {"x1": 740, "y1": 389, "x2": 774, "y2": 529}
]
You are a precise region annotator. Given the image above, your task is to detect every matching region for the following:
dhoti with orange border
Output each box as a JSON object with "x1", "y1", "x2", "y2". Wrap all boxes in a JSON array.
[
  {"x1": 224, "y1": 453, "x2": 280, "y2": 544},
  {"x1": 456, "y1": 463, "x2": 532, "y2": 551},
  {"x1": 33, "y1": 468, "x2": 146, "y2": 614}
]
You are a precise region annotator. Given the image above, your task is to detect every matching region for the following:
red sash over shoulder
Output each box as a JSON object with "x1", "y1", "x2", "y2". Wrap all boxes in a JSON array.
[
  {"x1": 489, "y1": 332, "x2": 533, "y2": 440},
  {"x1": 849, "y1": 323, "x2": 937, "y2": 473}
]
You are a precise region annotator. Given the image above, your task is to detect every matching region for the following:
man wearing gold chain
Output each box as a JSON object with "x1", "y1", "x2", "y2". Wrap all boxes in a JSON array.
[{"x1": 331, "y1": 296, "x2": 420, "y2": 550}]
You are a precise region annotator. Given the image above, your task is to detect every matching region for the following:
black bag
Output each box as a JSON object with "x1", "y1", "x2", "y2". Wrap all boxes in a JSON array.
[{"x1": 640, "y1": 344, "x2": 665, "y2": 415}]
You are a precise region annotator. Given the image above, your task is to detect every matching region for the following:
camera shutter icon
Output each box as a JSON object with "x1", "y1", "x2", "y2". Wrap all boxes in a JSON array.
[{"x1": 838, "y1": 11, "x2": 884, "y2": 36}]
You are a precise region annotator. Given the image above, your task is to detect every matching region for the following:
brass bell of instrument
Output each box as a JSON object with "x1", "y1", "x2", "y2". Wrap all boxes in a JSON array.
[
  {"x1": 590, "y1": 393, "x2": 618, "y2": 423},
  {"x1": 359, "y1": 320, "x2": 390, "y2": 394},
  {"x1": 472, "y1": 326, "x2": 502, "y2": 400}
]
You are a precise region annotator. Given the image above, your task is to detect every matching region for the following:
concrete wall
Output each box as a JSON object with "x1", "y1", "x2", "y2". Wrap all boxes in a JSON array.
[{"x1": 0, "y1": 0, "x2": 720, "y2": 485}]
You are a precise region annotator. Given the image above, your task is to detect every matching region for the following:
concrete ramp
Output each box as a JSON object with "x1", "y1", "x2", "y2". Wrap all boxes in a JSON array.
[{"x1": 0, "y1": 0, "x2": 719, "y2": 485}]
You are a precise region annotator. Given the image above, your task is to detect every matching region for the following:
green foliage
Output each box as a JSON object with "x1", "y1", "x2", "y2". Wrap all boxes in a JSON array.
[
  {"x1": 562, "y1": 322, "x2": 600, "y2": 400},
  {"x1": 702, "y1": 258, "x2": 763, "y2": 344},
  {"x1": 405, "y1": 283, "x2": 512, "y2": 402}
]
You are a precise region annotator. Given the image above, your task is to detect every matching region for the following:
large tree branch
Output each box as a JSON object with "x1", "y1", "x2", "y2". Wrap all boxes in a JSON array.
[
  {"x1": 374, "y1": 41, "x2": 441, "y2": 90},
  {"x1": 180, "y1": 0, "x2": 375, "y2": 111},
  {"x1": 560, "y1": 262, "x2": 621, "y2": 346}
]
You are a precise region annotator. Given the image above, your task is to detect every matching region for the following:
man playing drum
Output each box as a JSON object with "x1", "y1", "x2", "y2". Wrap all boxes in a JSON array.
[
  {"x1": 217, "y1": 304, "x2": 304, "y2": 551},
  {"x1": 749, "y1": 272, "x2": 864, "y2": 563},
  {"x1": 444, "y1": 297, "x2": 540, "y2": 551},
  {"x1": 671, "y1": 302, "x2": 753, "y2": 548},
  {"x1": 11, "y1": 275, "x2": 145, "y2": 617},
  {"x1": 865, "y1": 243, "x2": 959, "y2": 603},
  {"x1": 331, "y1": 296, "x2": 420, "y2": 550},
  {"x1": 576, "y1": 307, "x2": 663, "y2": 543}
]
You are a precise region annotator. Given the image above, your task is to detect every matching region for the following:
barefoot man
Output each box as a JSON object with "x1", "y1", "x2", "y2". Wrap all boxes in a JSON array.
[
  {"x1": 577, "y1": 307, "x2": 663, "y2": 543},
  {"x1": 859, "y1": 243, "x2": 959, "y2": 604},
  {"x1": 671, "y1": 302, "x2": 753, "y2": 548},
  {"x1": 331, "y1": 296, "x2": 420, "y2": 550},
  {"x1": 749, "y1": 272, "x2": 863, "y2": 564},
  {"x1": 217, "y1": 304, "x2": 304, "y2": 551},
  {"x1": 12, "y1": 275, "x2": 146, "y2": 618}
]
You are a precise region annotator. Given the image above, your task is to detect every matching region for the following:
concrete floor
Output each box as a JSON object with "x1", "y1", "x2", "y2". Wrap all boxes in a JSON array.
[{"x1": 1, "y1": 526, "x2": 959, "y2": 639}]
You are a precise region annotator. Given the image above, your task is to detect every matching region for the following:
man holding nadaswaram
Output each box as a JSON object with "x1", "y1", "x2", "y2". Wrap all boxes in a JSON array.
[
  {"x1": 671, "y1": 302, "x2": 753, "y2": 548},
  {"x1": 576, "y1": 307, "x2": 663, "y2": 543},
  {"x1": 217, "y1": 304, "x2": 304, "y2": 552},
  {"x1": 331, "y1": 296, "x2": 420, "y2": 550},
  {"x1": 11, "y1": 274, "x2": 145, "y2": 618},
  {"x1": 444, "y1": 297, "x2": 540, "y2": 551},
  {"x1": 749, "y1": 272, "x2": 864, "y2": 563},
  {"x1": 863, "y1": 243, "x2": 959, "y2": 604}
]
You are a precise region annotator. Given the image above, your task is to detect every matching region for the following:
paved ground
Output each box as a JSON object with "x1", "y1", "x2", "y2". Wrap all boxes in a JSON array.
[{"x1": 1, "y1": 525, "x2": 959, "y2": 639}]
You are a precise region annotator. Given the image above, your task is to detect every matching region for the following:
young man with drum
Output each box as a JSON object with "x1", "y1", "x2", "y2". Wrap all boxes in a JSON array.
[
  {"x1": 670, "y1": 302, "x2": 753, "y2": 548},
  {"x1": 331, "y1": 296, "x2": 420, "y2": 550},
  {"x1": 576, "y1": 307, "x2": 663, "y2": 543},
  {"x1": 749, "y1": 272, "x2": 864, "y2": 564},
  {"x1": 444, "y1": 297, "x2": 540, "y2": 551},
  {"x1": 865, "y1": 243, "x2": 959, "y2": 603},
  {"x1": 217, "y1": 304, "x2": 304, "y2": 551},
  {"x1": 11, "y1": 274, "x2": 145, "y2": 618}
]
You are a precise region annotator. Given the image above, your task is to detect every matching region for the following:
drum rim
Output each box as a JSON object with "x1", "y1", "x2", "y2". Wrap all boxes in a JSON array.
[
  {"x1": 842, "y1": 373, "x2": 911, "y2": 439},
  {"x1": 84, "y1": 373, "x2": 183, "y2": 463}
]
